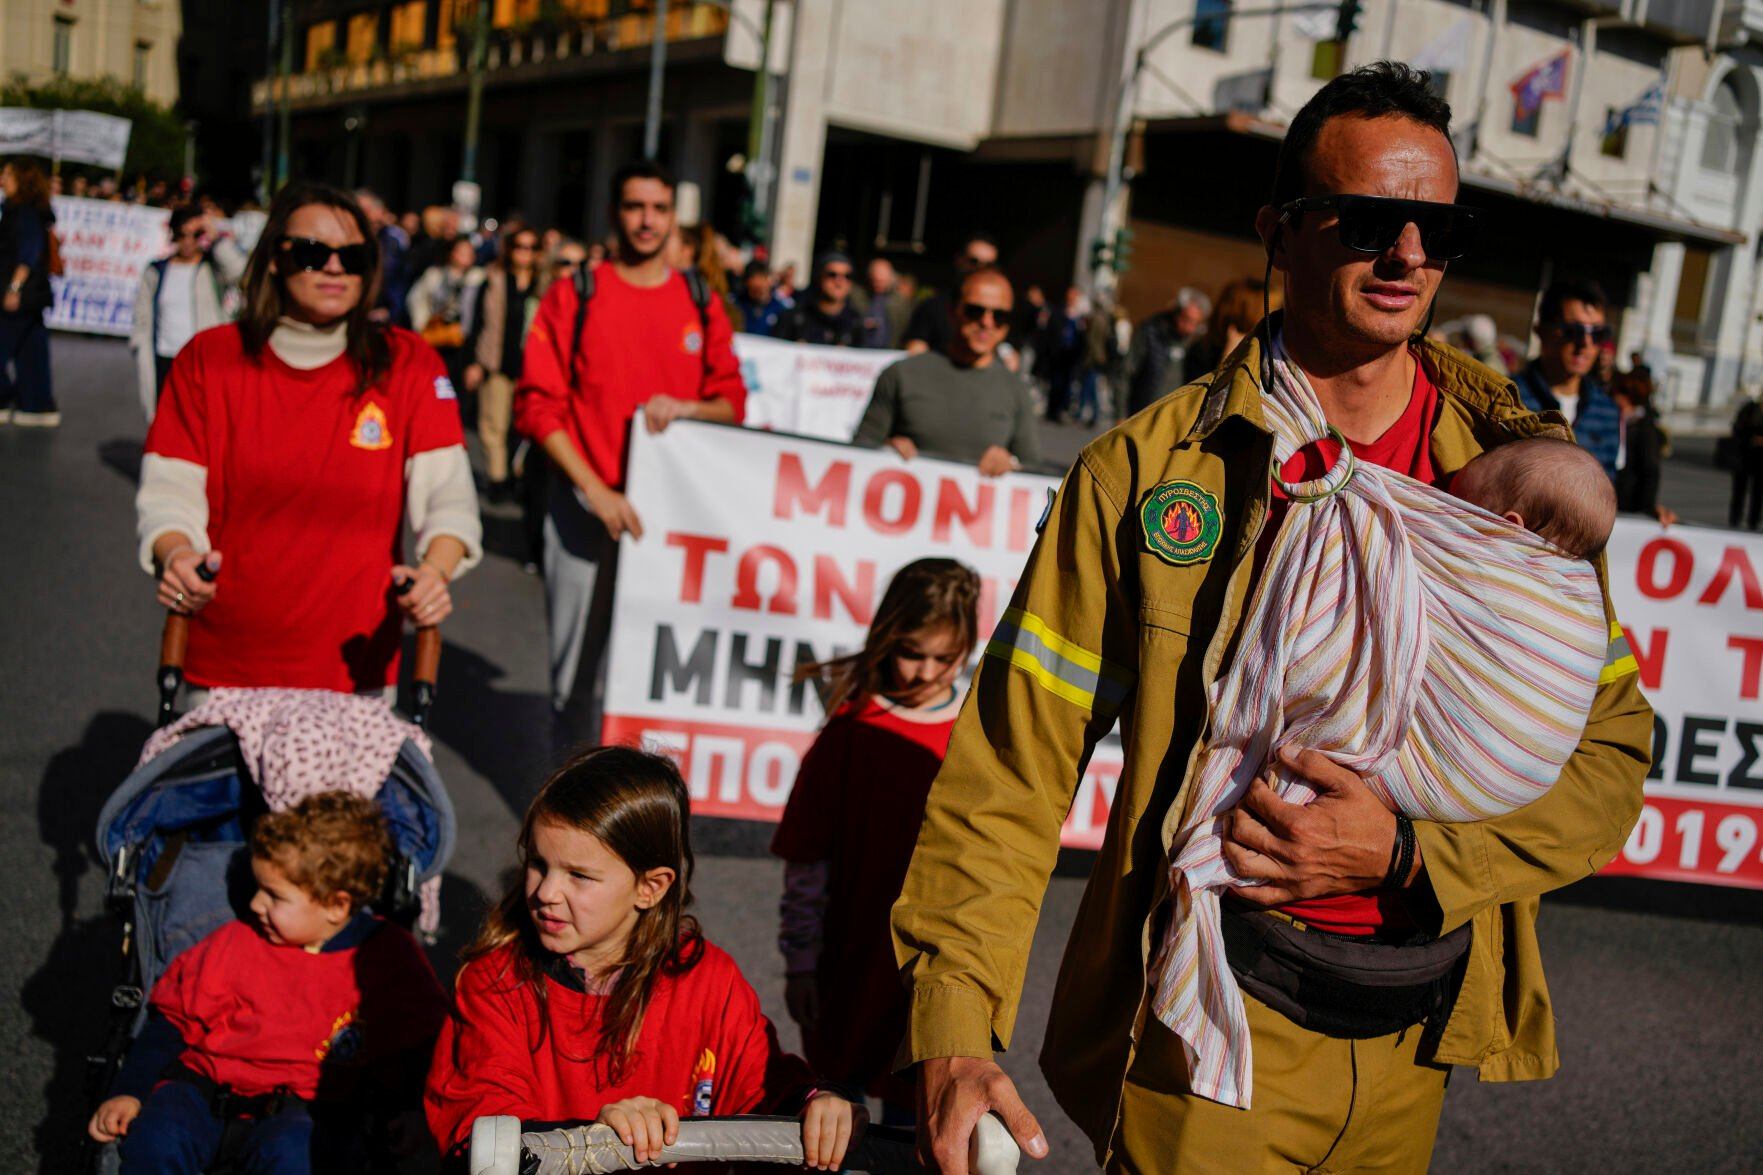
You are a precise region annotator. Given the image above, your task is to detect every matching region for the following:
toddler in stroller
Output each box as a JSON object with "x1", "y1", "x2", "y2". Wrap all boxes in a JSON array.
[{"x1": 88, "y1": 791, "x2": 447, "y2": 1172}]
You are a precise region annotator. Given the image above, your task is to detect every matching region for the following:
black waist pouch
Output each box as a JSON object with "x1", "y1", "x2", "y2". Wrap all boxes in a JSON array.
[{"x1": 1220, "y1": 899, "x2": 1471, "y2": 1040}]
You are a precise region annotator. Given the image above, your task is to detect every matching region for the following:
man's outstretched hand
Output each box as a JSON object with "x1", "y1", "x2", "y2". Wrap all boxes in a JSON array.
[
  {"x1": 1221, "y1": 745, "x2": 1417, "y2": 904},
  {"x1": 918, "y1": 1057, "x2": 1048, "y2": 1174}
]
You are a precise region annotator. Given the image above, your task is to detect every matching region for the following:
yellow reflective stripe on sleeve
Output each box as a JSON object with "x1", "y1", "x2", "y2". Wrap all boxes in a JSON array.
[
  {"x1": 984, "y1": 607, "x2": 1134, "y2": 713},
  {"x1": 1600, "y1": 619, "x2": 1638, "y2": 684}
]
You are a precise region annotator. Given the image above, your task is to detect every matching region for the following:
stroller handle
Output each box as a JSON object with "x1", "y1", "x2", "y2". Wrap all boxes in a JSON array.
[
  {"x1": 154, "y1": 566, "x2": 443, "y2": 729},
  {"x1": 155, "y1": 561, "x2": 219, "y2": 728}
]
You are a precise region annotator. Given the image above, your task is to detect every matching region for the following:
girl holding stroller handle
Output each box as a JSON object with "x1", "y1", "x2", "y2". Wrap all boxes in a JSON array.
[
  {"x1": 424, "y1": 747, "x2": 864, "y2": 1171},
  {"x1": 770, "y1": 558, "x2": 981, "y2": 1125},
  {"x1": 137, "y1": 182, "x2": 482, "y2": 695}
]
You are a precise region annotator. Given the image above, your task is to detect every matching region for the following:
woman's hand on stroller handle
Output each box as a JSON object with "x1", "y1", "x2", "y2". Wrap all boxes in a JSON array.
[
  {"x1": 156, "y1": 544, "x2": 221, "y2": 615},
  {"x1": 393, "y1": 561, "x2": 453, "y2": 627}
]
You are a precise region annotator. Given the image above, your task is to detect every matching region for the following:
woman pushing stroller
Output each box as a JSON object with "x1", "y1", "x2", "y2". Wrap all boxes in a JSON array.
[{"x1": 136, "y1": 181, "x2": 482, "y2": 697}]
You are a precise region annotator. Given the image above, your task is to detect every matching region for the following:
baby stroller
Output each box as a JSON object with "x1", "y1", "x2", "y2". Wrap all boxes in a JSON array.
[{"x1": 84, "y1": 604, "x2": 455, "y2": 1172}]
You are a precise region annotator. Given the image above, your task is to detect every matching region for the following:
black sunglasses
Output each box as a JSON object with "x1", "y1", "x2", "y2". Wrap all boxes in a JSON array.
[
  {"x1": 1279, "y1": 194, "x2": 1480, "y2": 261},
  {"x1": 278, "y1": 236, "x2": 373, "y2": 276},
  {"x1": 1550, "y1": 322, "x2": 1612, "y2": 347},
  {"x1": 959, "y1": 302, "x2": 1007, "y2": 326}
]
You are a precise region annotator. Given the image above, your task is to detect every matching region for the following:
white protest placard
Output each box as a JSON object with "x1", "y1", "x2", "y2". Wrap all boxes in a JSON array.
[
  {"x1": 0, "y1": 108, "x2": 54, "y2": 157},
  {"x1": 603, "y1": 420, "x2": 1122, "y2": 849},
  {"x1": 1601, "y1": 519, "x2": 1763, "y2": 889},
  {"x1": 734, "y1": 332, "x2": 901, "y2": 441},
  {"x1": 47, "y1": 195, "x2": 170, "y2": 336},
  {"x1": 52, "y1": 109, "x2": 132, "y2": 170}
]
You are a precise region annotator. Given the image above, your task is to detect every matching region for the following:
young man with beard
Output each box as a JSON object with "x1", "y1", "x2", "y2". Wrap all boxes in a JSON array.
[
  {"x1": 516, "y1": 160, "x2": 746, "y2": 744},
  {"x1": 892, "y1": 63, "x2": 1650, "y2": 1174}
]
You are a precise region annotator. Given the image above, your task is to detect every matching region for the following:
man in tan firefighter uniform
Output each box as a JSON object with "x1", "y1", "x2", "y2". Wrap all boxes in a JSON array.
[{"x1": 893, "y1": 63, "x2": 1651, "y2": 1173}]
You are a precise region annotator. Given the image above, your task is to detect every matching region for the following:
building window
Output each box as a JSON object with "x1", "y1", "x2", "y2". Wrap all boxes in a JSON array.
[
  {"x1": 1600, "y1": 106, "x2": 1628, "y2": 159},
  {"x1": 346, "y1": 12, "x2": 379, "y2": 64},
  {"x1": 390, "y1": 2, "x2": 427, "y2": 52},
  {"x1": 133, "y1": 40, "x2": 151, "y2": 90},
  {"x1": 1672, "y1": 245, "x2": 1714, "y2": 348},
  {"x1": 1311, "y1": 40, "x2": 1345, "y2": 81},
  {"x1": 52, "y1": 16, "x2": 74, "y2": 75},
  {"x1": 305, "y1": 21, "x2": 338, "y2": 71},
  {"x1": 1193, "y1": 0, "x2": 1231, "y2": 53},
  {"x1": 1700, "y1": 78, "x2": 1744, "y2": 174}
]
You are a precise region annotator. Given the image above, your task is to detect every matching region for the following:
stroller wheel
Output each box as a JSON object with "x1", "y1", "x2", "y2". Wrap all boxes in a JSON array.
[{"x1": 469, "y1": 1115, "x2": 524, "y2": 1175}]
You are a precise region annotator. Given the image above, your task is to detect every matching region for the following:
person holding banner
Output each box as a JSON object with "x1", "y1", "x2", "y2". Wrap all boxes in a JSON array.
[
  {"x1": 515, "y1": 159, "x2": 745, "y2": 743},
  {"x1": 853, "y1": 267, "x2": 1040, "y2": 477},
  {"x1": 893, "y1": 63, "x2": 1651, "y2": 1174},
  {"x1": 0, "y1": 159, "x2": 58, "y2": 427},
  {"x1": 130, "y1": 207, "x2": 248, "y2": 424},
  {"x1": 136, "y1": 181, "x2": 482, "y2": 695}
]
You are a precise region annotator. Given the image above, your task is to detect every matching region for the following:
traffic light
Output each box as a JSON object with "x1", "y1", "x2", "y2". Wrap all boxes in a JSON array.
[
  {"x1": 1336, "y1": 0, "x2": 1362, "y2": 42},
  {"x1": 1113, "y1": 227, "x2": 1135, "y2": 273},
  {"x1": 1090, "y1": 237, "x2": 1114, "y2": 273}
]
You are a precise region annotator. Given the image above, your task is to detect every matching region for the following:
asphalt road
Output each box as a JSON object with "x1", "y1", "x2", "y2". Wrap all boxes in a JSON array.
[{"x1": 3, "y1": 335, "x2": 1759, "y2": 1172}]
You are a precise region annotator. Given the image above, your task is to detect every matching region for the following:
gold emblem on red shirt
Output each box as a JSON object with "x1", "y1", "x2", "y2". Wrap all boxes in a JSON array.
[{"x1": 349, "y1": 402, "x2": 393, "y2": 451}]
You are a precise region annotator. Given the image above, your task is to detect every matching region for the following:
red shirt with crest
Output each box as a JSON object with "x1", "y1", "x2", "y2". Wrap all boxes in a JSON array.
[{"x1": 146, "y1": 324, "x2": 464, "y2": 691}]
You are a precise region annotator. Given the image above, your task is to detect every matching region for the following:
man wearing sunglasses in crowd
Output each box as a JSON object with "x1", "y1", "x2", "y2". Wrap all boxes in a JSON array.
[
  {"x1": 1514, "y1": 280, "x2": 1623, "y2": 480},
  {"x1": 852, "y1": 267, "x2": 1040, "y2": 477},
  {"x1": 130, "y1": 206, "x2": 247, "y2": 424},
  {"x1": 903, "y1": 231, "x2": 1001, "y2": 358},
  {"x1": 895, "y1": 63, "x2": 1649, "y2": 1175},
  {"x1": 777, "y1": 251, "x2": 867, "y2": 347}
]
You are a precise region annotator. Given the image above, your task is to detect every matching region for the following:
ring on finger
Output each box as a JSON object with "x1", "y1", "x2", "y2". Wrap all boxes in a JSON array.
[{"x1": 174, "y1": 591, "x2": 185, "y2": 605}]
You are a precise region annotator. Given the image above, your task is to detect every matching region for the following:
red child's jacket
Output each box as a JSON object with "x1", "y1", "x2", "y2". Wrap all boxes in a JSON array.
[{"x1": 425, "y1": 938, "x2": 811, "y2": 1152}]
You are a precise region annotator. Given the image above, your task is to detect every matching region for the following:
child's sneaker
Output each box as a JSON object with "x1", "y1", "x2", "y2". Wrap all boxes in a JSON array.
[{"x1": 12, "y1": 411, "x2": 61, "y2": 428}]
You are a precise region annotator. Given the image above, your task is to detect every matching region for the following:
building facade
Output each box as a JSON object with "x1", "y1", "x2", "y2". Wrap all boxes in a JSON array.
[
  {"x1": 251, "y1": 0, "x2": 1763, "y2": 417},
  {"x1": 1, "y1": 0, "x2": 182, "y2": 106}
]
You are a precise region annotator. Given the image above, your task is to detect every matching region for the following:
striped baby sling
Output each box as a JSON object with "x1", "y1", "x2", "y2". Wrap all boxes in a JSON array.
[{"x1": 1148, "y1": 333, "x2": 1609, "y2": 1108}]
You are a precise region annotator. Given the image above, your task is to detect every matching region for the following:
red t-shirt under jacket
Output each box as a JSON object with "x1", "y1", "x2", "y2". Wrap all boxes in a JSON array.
[{"x1": 146, "y1": 324, "x2": 464, "y2": 691}]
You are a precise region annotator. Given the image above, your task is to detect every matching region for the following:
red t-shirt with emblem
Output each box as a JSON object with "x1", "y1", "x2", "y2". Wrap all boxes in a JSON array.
[
  {"x1": 424, "y1": 940, "x2": 811, "y2": 1153},
  {"x1": 150, "y1": 918, "x2": 446, "y2": 1101},
  {"x1": 1257, "y1": 353, "x2": 1443, "y2": 936},
  {"x1": 146, "y1": 324, "x2": 464, "y2": 691},
  {"x1": 513, "y1": 265, "x2": 747, "y2": 490}
]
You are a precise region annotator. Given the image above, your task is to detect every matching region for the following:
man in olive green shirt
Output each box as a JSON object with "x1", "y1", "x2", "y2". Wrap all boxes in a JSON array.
[{"x1": 853, "y1": 268, "x2": 1041, "y2": 476}]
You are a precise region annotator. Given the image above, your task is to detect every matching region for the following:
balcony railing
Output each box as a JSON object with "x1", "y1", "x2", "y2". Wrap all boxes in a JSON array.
[{"x1": 251, "y1": 2, "x2": 730, "y2": 110}]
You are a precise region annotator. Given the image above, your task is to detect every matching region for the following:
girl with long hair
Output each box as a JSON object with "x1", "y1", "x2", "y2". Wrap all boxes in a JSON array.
[
  {"x1": 770, "y1": 558, "x2": 982, "y2": 1124},
  {"x1": 0, "y1": 158, "x2": 59, "y2": 425},
  {"x1": 425, "y1": 747, "x2": 863, "y2": 1168},
  {"x1": 136, "y1": 181, "x2": 482, "y2": 696}
]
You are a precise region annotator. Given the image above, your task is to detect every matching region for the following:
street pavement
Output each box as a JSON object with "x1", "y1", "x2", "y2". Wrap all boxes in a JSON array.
[{"x1": 3, "y1": 335, "x2": 1758, "y2": 1172}]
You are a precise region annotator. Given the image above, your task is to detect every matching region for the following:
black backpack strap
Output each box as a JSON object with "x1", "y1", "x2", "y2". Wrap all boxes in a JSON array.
[
  {"x1": 683, "y1": 268, "x2": 713, "y2": 382},
  {"x1": 569, "y1": 264, "x2": 595, "y2": 388}
]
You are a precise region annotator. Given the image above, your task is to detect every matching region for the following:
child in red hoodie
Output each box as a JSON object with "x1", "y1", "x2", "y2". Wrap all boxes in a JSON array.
[
  {"x1": 771, "y1": 558, "x2": 981, "y2": 1125},
  {"x1": 425, "y1": 746, "x2": 863, "y2": 1169},
  {"x1": 87, "y1": 791, "x2": 447, "y2": 1171}
]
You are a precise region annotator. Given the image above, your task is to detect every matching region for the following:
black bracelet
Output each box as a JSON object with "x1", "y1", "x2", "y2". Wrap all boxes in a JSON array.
[
  {"x1": 1387, "y1": 813, "x2": 1416, "y2": 888},
  {"x1": 1385, "y1": 816, "x2": 1406, "y2": 884}
]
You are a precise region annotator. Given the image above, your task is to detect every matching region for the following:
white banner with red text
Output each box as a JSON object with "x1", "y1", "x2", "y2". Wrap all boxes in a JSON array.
[
  {"x1": 604, "y1": 424, "x2": 1763, "y2": 882},
  {"x1": 601, "y1": 420, "x2": 1122, "y2": 850},
  {"x1": 1601, "y1": 518, "x2": 1763, "y2": 889},
  {"x1": 734, "y1": 332, "x2": 900, "y2": 442},
  {"x1": 46, "y1": 196, "x2": 168, "y2": 336}
]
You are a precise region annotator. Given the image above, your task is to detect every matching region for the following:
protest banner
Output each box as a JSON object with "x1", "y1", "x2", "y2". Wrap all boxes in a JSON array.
[
  {"x1": 603, "y1": 423, "x2": 1763, "y2": 884},
  {"x1": 0, "y1": 108, "x2": 53, "y2": 157},
  {"x1": 46, "y1": 196, "x2": 169, "y2": 336},
  {"x1": 735, "y1": 332, "x2": 900, "y2": 441},
  {"x1": 47, "y1": 194, "x2": 170, "y2": 333},
  {"x1": 601, "y1": 419, "x2": 1122, "y2": 850},
  {"x1": 0, "y1": 108, "x2": 132, "y2": 169},
  {"x1": 1601, "y1": 519, "x2": 1763, "y2": 889}
]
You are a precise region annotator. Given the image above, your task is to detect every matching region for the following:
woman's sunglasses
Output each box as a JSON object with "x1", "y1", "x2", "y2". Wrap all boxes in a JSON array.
[
  {"x1": 278, "y1": 236, "x2": 373, "y2": 276},
  {"x1": 1278, "y1": 194, "x2": 1480, "y2": 261}
]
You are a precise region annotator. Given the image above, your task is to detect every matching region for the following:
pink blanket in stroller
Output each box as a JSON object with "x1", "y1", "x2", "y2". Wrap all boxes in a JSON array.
[{"x1": 140, "y1": 688, "x2": 440, "y2": 931}]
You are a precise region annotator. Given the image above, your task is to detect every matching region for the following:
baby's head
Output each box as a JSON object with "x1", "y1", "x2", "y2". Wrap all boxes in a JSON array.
[
  {"x1": 248, "y1": 791, "x2": 392, "y2": 949},
  {"x1": 1452, "y1": 437, "x2": 1616, "y2": 560}
]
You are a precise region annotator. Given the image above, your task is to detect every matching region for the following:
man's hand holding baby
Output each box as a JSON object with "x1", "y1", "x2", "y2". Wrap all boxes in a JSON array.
[{"x1": 1223, "y1": 746, "x2": 1423, "y2": 904}]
